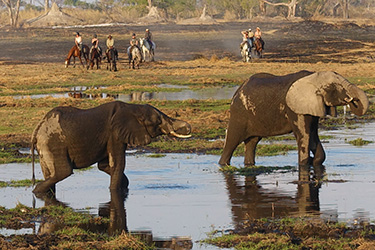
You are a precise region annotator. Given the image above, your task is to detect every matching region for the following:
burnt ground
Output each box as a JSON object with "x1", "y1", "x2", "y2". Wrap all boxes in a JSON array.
[{"x1": 0, "y1": 20, "x2": 375, "y2": 64}]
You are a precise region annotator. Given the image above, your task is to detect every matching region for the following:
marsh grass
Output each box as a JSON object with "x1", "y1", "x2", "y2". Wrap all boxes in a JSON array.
[
  {"x1": 205, "y1": 217, "x2": 375, "y2": 249},
  {"x1": 346, "y1": 137, "x2": 373, "y2": 146},
  {"x1": 219, "y1": 165, "x2": 296, "y2": 176},
  {"x1": 0, "y1": 179, "x2": 42, "y2": 188},
  {"x1": 0, "y1": 203, "x2": 152, "y2": 249}
]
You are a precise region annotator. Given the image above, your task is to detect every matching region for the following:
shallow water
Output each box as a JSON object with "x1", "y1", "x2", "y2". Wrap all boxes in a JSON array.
[
  {"x1": 14, "y1": 85, "x2": 237, "y2": 102},
  {"x1": 0, "y1": 122, "x2": 375, "y2": 249}
]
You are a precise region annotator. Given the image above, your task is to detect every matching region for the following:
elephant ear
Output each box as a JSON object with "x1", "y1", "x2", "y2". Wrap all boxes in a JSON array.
[
  {"x1": 111, "y1": 104, "x2": 152, "y2": 146},
  {"x1": 286, "y1": 73, "x2": 326, "y2": 117}
]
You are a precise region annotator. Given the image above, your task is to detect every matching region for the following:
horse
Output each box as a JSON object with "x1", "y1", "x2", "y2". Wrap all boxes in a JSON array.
[
  {"x1": 65, "y1": 45, "x2": 89, "y2": 68},
  {"x1": 106, "y1": 48, "x2": 117, "y2": 72},
  {"x1": 88, "y1": 47, "x2": 101, "y2": 70},
  {"x1": 129, "y1": 45, "x2": 142, "y2": 69},
  {"x1": 139, "y1": 38, "x2": 155, "y2": 62},
  {"x1": 254, "y1": 38, "x2": 263, "y2": 58},
  {"x1": 240, "y1": 42, "x2": 251, "y2": 62}
]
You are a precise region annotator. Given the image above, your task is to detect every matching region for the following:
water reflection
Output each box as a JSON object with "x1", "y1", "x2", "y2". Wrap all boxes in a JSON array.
[
  {"x1": 35, "y1": 189, "x2": 193, "y2": 249},
  {"x1": 225, "y1": 165, "x2": 326, "y2": 230},
  {"x1": 14, "y1": 86, "x2": 237, "y2": 101}
]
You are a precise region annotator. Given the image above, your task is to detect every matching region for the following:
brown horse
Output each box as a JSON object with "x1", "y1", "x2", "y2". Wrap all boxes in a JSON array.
[
  {"x1": 88, "y1": 47, "x2": 101, "y2": 70},
  {"x1": 65, "y1": 45, "x2": 90, "y2": 68},
  {"x1": 106, "y1": 48, "x2": 117, "y2": 71},
  {"x1": 254, "y1": 38, "x2": 263, "y2": 58}
]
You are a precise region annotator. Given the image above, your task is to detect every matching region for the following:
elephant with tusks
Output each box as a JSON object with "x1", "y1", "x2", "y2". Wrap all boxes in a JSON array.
[
  {"x1": 31, "y1": 101, "x2": 191, "y2": 195},
  {"x1": 219, "y1": 70, "x2": 369, "y2": 167}
]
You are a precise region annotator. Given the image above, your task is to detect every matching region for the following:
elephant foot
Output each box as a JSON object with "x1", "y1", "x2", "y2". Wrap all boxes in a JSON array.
[
  {"x1": 33, "y1": 188, "x2": 56, "y2": 199},
  {"x1": 312, "y1": 165, "x2": 326, "y2": 181}
]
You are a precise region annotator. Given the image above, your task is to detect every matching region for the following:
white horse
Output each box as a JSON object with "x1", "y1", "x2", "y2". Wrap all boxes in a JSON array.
[
  {"x1": 139, "y1": 38, "x2": 155, "y2": 62},
  {"x1": 241, "y1": 42, "x2": 251, "y2": 62}
]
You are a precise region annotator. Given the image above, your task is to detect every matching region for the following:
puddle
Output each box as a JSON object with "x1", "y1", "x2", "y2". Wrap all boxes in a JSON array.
[
  {"x1": 0, "y1": 122, "x2": 375, "y2": 249},
  {"x1": 14, "y1": 85, "x2": 237, "y2": 101}
]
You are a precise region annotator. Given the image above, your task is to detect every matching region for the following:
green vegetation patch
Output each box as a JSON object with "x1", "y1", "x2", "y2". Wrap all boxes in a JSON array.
[
  {"x1": 220, "y1": 165, "x2": 296, "y2": 176},
  {"x1": 0, "y1": 204, "x2": 152, "y2": 250},
  {"x1": 204, "y1": 217, "x2": 375, "y2": 249},
  {"x1": 0, "y1": 143, "x2": 31, "y2": 164},
  {"x1": 346, "y1": 137, "x2": 373, "y2": 146},
  {"x1": 0, "y1": 179, "x2": 42, "y2": 188}
]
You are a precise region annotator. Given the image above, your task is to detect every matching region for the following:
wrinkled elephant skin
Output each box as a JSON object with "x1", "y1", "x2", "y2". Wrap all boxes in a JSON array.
[
  {"x1": 219, "y1": 71, "x2": 369, "y2": 167},
  {"x1": 31, "y1": 101, "x2": 191, "y2": 194}
]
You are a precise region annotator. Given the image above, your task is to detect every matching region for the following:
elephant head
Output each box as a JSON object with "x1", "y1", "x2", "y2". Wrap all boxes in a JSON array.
[
  {"x1": 286, "y1": 71, "x2": 369, "y2": 117},
  {"x1": 112, "y1": 103, "x2": 191, "y2": 146}
]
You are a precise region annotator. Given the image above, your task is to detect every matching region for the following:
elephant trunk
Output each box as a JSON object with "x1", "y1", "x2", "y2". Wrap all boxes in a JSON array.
[{"x1": 345, "y1": 82, "x2": 369, "y2": 116}]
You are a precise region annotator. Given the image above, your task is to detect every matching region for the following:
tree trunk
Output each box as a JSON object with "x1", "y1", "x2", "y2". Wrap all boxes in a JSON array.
[
  {"x1": 259, "y1": 0, "x2": 266, "y2": 16},
  {"x1": 2, "y1": 0, "x2": 21, "y2": 27},
  {"x1": 262, "y1": 0, "x2": 297, "y2": 18},
  {"x1": 45, "y1": 0, "x2": 49, "y2": 13}
]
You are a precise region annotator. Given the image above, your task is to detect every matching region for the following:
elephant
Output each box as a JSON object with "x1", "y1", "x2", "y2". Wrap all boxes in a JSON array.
[
  {"x1": 219, "y1": 70, "x2": 369, "y2": 167},
  {"x1": 31, "y1": 101, "x2": 191, "y2": 195}
]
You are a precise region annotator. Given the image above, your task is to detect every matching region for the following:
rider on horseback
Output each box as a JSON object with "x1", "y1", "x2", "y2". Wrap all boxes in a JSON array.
[
  {"x1": 89, "y1": 34, "x2": 102, "y2": 60},
  {"x1": 105, "y1": 35, "x2": 118, "y2": 60},
  {"x1": 144, "y1": 28, "x2": 154, "y2": 50},
  {"x1": 254, "y1": 27, "x2": 265, "y2": 50},
  {"x1": 75, "y1": 32, "x2": 83, "y2": 54},
  {"x1": 240, "y1": 29, "x2": 253, "y2": 54},
  {"x1": 127, "y1": 33, "x2": 142, "y2": 61}
]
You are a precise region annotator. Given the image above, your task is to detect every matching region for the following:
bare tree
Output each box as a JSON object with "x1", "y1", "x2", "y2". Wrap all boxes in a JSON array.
[
  {"x1": 262, "y1": 0, "x2": 297, "y2": 18},
  {"x1": 1, "y1": 0, "x2": 21, "y2": 27},
  {"x1": 45, "y1": 0, "x2": 49, "y2": 12},
  {"x1": 338, "y1": 0, "x2": 349, "y2": 18}
]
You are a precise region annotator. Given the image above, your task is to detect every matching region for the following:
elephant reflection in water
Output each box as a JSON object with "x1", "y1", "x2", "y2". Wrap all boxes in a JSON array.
[
  {"x1": 224, "y1": 166, "x2": 325, "y2": 229},
  {"x1": 37, "y1": 189, "x2": 128, "y2": 235},
  {"x1": 36, "y1": 191, "x2": 193, "y2": 249}
]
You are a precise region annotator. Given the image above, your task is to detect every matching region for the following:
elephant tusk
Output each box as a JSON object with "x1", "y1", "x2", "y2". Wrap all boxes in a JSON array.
[
  {"x1": 344, "y1": 96, "x2": 354, "y2": 103},
  {"x1": 170, "y1": 131, "x2": 192, "y2": 138}
]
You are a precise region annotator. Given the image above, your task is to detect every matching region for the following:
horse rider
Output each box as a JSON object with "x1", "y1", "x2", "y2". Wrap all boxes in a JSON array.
[
  {"x1": 248, "y1": 28, "x2": 254, "y2": 47},
  {"x1": 105, "y1": 35, "x2": 118, "y2": 60},
  {"x1": 89, "y1": 34, "x2": 101, "y2": 59},
  {"x1": 144, "y1": 28, "x2": 154, "y2": 50},
  {"x1": 240, "y1": 29, "x2": 252, "y2": 54},
  {"x1": 127, "y1": 33, "x2": 142, "y2": 61},
  {"x1": 254, "y1": 27, "x2": 265, "y2": 50},
  {"x1": 75, "y1": 32, "x2": 83, "y2": 53}
]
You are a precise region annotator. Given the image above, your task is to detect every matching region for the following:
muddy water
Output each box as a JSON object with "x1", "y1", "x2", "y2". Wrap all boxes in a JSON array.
[{"x1": 0, "y1": 122, "x2": 375, "y2": 249}]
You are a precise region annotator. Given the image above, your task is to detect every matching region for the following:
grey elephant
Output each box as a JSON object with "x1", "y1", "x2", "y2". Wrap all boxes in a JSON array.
[
  {"x1": 31, "y1": 101, "x2": 191, "y2": 194},
  {"x1": 219, "y1": 70, "x2": 369, "y2": 167}
]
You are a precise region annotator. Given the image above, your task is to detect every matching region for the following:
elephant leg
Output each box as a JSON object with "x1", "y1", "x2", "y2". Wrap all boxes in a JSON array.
[
  {"x1": 33, "y1": 149, "x2": 72, "y2": 194},
  {"x1": 292, "y1": 115, "x2": 313, "y2": 166},
  {"x1": 107, "y1": 140, "x2": 127, "y2": 190},
  {"x1": 98, "y1": 157, "x2": 129, "y2": 189},
  {"x1": 308, "y1": 117, "x2": 326, "y2": 166},
  {"x1": 244, "y1": 136, "x2": 262, "y2": 166},
  {"x1": 219, "y1": 126, "x2": 244, "y2": 166}
]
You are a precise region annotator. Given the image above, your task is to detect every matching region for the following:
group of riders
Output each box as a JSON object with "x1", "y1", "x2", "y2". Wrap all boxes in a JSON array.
[
  {"x1": 240, "y1": 26, "x2": 265, "y2": 55},
  {"x1": 73, "y1": 28, "x2": 155, "y2": 62}
]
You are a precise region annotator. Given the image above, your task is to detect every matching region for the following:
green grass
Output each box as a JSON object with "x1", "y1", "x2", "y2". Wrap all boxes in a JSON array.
[
  {"x1": 219, "y1": 165, "x2": 296, "y2": 176},
  {"x1": 346, "y1": 137, "x2": 373, "y2": 146},
  {"x1": 204, "y1": 217, "x2": 375, "y2": 249}
]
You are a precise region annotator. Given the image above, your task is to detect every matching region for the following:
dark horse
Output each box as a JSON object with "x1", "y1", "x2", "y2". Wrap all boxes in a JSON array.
[
  {"x1": 65, "y1": 45, "x2": 89, "y2": 68},
  {"x1": 254, "y1": 38, "x2": 263, "y2": 58},
  {"x1": 106, "y1": 48, "x2": 117, "y2": 72},
  {"x1": 89, "y1": 48, "x2": 101, "y2": 70},
  {"x1": 129, "y1": 45, "x2": 142, "y2": 69}
]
